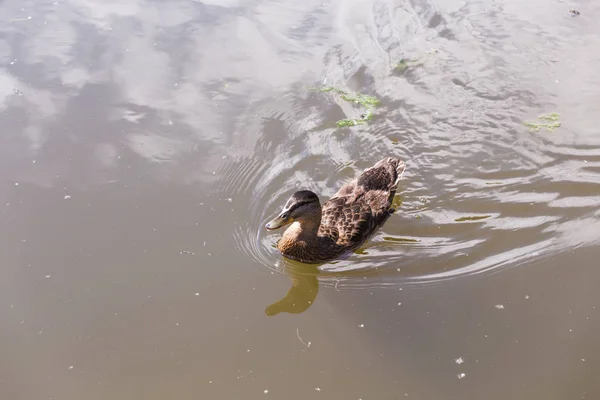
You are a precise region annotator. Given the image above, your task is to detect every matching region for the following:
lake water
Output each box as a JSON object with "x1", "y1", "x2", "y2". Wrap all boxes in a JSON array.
[{"x1": 1, "y1": 0, "x2": 600, "y2": 398}]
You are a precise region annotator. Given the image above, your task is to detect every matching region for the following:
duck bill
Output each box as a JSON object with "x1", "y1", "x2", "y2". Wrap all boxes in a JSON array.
[{"x1": 265, "y1": 215, "x2": 292, "y2": 231}]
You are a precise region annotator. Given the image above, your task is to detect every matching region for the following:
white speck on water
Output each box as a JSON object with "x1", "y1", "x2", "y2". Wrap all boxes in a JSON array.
[
  {"x1": 582, "y1": 358, "x2": 586, "y2": 362},
  {"x1": 264, "y1": 389, "x2": 269, "y2": 394},
  {"x1": 525, "y1": 295, "x2": 530, "y2": 299},
  {"x1": 397, "y1": 302, "x2": 402, "y2": 306},
  {"x1": 226, "y1": 198, "x2": 232, "y2": 203},
  {"x1": 209, "y1": 380, "x2": 212, "y2": 384},
  {"x1": 68, "y1": 366, "x2": 74, "y2": 370},
  {"x1": 45, "y1": 274, "x2": 51, "y2": 279},
  {"x1": 315, "y1": 388, "x2": 321, "y2": 392},
  {"x1": 359, "y1": 324, "x2": 364, "y2": 328},
  {"x1": 495, "y1": 304, "x2": 504, "y2": 310},
  {"x1": 10, "y1": 58, "x2": 17, "y2": 65},
  {"x1": 64, "y1": 195, "x2": 71, "y2": 200},
  {"x1": 14, "y1": 182, "x2": 19, "y2": 186},
  {"x1": 457, "y1": 373, "x2": 466, "y2": 379},
  {"x1": 455, "y1": 357, "x2": 464, "y2": 365},
  {"x1": 195, "y1": 292, "x2": 200, "y2": 296},
  {"x1": 168, "y1": 120, "x2": 173, "y2": 125}
]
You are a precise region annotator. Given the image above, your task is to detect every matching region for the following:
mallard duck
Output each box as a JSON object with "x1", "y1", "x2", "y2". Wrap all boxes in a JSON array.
[{"x1": 265, "y1": 157, "x2": 405, "y2": 263}]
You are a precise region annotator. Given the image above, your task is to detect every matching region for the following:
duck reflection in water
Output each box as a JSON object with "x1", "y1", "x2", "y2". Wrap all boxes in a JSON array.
[{"x1": 265, "y1": 258, "x2": 321, "y2": 316}]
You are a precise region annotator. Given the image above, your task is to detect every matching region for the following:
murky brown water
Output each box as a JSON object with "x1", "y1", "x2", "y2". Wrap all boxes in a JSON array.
[{"x1": 2, "y1": 0, "x2": 600, "y2": 398}]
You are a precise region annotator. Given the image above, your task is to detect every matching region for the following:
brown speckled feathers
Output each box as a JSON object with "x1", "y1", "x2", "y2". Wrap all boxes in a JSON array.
[
  {"x1": 320, "y1": 157, "x2": 404, "y2": 248},
  {"x1": 271, "y1": 157, "x2": 406, "y2": 263}
]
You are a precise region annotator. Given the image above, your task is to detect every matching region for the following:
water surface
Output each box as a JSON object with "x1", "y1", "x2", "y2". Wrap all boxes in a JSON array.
[{"x1": 1, "y1": 0, "x2": 600, "y2": 398}]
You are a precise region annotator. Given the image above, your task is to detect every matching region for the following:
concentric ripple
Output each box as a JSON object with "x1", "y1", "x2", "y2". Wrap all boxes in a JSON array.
[{"x1": 212, "y1": 0, "x2": 600, "y2": 290}]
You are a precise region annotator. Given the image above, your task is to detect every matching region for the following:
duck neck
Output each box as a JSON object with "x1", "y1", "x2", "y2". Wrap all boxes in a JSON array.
[
  {"x1": 279, "y1": 209, "x2": 322, "y2": 251},
  {"x1": 296, "y1": 207, "x2": 322, "y2": 238}
]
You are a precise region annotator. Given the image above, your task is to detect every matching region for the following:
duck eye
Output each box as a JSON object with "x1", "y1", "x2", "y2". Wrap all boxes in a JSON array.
[{"x1": 280, "y1": 212, "x2": 289, "y2": 219}]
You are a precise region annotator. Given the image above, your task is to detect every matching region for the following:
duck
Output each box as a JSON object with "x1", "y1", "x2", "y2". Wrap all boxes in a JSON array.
[{"x1": 265, "y1": 157, "x2": 406, "y2": 263}]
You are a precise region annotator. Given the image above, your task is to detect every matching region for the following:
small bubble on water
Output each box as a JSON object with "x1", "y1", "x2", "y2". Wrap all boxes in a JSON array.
[
  {"x1": 315, "y1": 388, "x2": 321, "y2": 392},
  {"x1": 525, "y1": 295, "x2": 530, "y2": 300},
  {"x1": 455, "y1": 357, "x2": 464, "y2": 365},
  {"x1": 457, "y1": 373, "x2": 466, "y2": 379},
  {"x1": 359, "y1": 324, "x2": 364, "y2": 328},
  {"x1": 68, "y1": 365, "x2": 74, "y2": 370},
  {"x1": 495, "y1": 304, "x2": 504, "y2": 310},
  {"x1": 64, "y1": 195, "x2": 71, "y2": 200},
  {"x1": 264, "y1": 389, "x2": 269, "y2": 394}
]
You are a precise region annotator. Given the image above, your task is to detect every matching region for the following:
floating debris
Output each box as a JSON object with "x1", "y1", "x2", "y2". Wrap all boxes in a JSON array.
[
  {"x1": 495, "y1": 304, "x2": 505, "y2": 310},
  {"x1": 296, "y1": 328, "x2": 311, "y2": 348},
  {"x1": 455, "y1": 357, "x2": 464, "y2": 365},
  {"x1": 524, "y1": 112, "x2": 561, "y2": 132},
  {"x1": 394, "y1": 58, "x2": 423, "y2": 73},
  {"x1": 457, "y1": 372, "x2": 466, "y2": 379},
  {"x1": 336, "y1": 118, "x2": 365, "y2": 127},
  {"x1": 318, "y1": 86, "x2": 379, "y2": 128},
  {"x1": 383, "y1": 236, "x2": 420, "y2": 243},
  {"x1": 64, "y1": 195, "x2": 71, "y2": 200},
  {"x1": 569, "y1": 9, "x2": 580, "y2": 16},
  {"x1": 455, "y1": 215, "x2": 491, "y2": 222}
]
